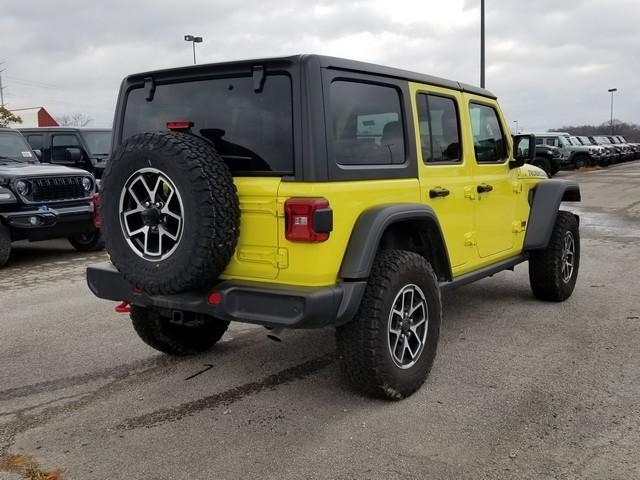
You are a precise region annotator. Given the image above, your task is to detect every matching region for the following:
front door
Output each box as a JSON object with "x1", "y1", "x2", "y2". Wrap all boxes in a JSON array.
[
  {"x1": 412, "y1": 85, "x2": 475, "y2": 273},
  {"x1": 466, "y1": 99, "x2": 519, "y2": 259}
]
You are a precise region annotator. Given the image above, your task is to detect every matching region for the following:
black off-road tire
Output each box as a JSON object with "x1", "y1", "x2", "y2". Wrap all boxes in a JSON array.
[
  {"x1": 531, "y1": 157, "x2": 552, "y2": 177},
  {"x1": 68, "y1": 230, "x2": 105, "y2": 252},
  {"x1": 529, "y1": 211, "x2": 580, "y2": 302},
  {"x1": 101, "y1": 132, "x2": 240, "y2": 295},
  {"x1": 336, "y1": 250, "x2": 441, "y2": 400},
  {"x1": 130, "y1": 306, "x2": 229, "y2": 356},
  {"x1": 573, "y1": 154, "x2": 590, "y2": 169},
  {"x1": 0, "y1": 224, "x2": 11, "y2": 268}
]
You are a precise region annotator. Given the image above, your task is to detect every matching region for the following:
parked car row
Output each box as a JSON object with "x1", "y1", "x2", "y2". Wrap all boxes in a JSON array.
[
  {"x1": 0, "y1": 128, "x2": 108, "y2": 268},
  {"x1": 527, "y1": 131, "x2": 639, "y2": 176}
]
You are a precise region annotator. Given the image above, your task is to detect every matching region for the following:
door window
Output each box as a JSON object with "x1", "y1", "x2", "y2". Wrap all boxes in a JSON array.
[
  {"x1": 469, "y1": 103, "x2": 507, "y2": 163},
  {"x1": 417, "y1": 94, "x2": 461, "y2": 163},
  {"x1": 26, "y1": 134, "x2": 44, "y2": 150}
]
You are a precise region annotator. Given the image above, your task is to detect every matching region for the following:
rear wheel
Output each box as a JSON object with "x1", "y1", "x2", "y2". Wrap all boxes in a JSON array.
[
  {"x1": 131, "y1": 306, "x2": 229, "y2": 356},
  {"x1": 68, "y1": 230, "x2": 105, "y2": 252},
  {"x1": 336, "y1": 250, "x2": 441, "y2": 400},
  {"x1": 0, "y1": 224, "x2": 11, "y2": 268},
  {"x1": 529, "y1": 211, "x2": 580, "y2": 302}
]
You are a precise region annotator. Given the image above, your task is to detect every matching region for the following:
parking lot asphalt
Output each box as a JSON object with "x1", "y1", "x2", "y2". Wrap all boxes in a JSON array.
[{"x1": 1, "y1": 161, "x2": 639, "y2": 480}]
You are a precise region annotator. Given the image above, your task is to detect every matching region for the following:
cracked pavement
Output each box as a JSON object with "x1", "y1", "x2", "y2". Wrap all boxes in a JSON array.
[{"x1": 1, "y1": 161, "x2": 639, "y2": 479}]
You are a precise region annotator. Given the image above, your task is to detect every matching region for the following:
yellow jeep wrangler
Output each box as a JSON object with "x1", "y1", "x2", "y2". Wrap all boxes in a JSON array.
[{"x1": 87, "y1": 55, "x2": 581, "y2": 399}]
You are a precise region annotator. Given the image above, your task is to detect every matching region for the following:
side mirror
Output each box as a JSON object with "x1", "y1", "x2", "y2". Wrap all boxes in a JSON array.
[
  {"x1": 33, "y1": 149, "x2": 42, "y2": 160},
  {"x1": 510, "y1": 134, "x2": 536, "y2": 169},
  {"x1": 65, "y1": 147, "x2": 83, "y2": 163}
]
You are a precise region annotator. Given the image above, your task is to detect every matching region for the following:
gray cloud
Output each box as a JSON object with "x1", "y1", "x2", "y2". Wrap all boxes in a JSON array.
[{"x1": 1, "y1": 0, "x2": 637, "y2": 131}]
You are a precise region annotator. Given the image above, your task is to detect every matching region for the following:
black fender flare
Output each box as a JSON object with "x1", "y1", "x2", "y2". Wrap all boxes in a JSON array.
[
  {"x1": 524, "y1": 179, "x2": 581, "y2": 250},
  {"x1": 339, "y1": 203, "x2": 452, "y2": 281}
]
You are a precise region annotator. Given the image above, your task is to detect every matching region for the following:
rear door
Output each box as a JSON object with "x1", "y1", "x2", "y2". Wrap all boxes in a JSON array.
[{"x1": 412, "y1": 83, "x2": 475, "y2": 273}]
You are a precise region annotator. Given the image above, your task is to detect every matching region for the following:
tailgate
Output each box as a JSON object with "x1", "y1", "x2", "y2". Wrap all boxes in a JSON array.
[{"x1": 221, "y1": 177, "x2": 283, "y2": 280}]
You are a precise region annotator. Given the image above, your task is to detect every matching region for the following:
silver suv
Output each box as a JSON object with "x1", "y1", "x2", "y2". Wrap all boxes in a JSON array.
[{"x1": 533, "y1": 132, "x2": 594, "y2": 169}]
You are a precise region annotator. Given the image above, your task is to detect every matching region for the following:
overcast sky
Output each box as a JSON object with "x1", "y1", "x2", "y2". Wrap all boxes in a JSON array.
[{"x1": 1, "y1": 0, "x2": 638, "y2": 131}]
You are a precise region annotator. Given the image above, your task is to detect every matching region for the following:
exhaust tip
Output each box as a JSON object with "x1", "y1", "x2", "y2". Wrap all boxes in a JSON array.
[{"x1": 266, "y1": 326, "x2": 284, "y2": 342}]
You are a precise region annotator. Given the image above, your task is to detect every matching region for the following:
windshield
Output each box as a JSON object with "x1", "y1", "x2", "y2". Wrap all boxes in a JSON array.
[
  {"x1": 80, "y1": 131, "x2": 112, "y2": 155},
  {"x1": 568, "y1": 136, "x2": 581, "y2": 146},
  {"x1": 577, "y1": 136, "x2": 592, "y2": 145},
  {"x1": 122, "y1": 74, "x2": 293, "y2": 176},
  {"x1": 608, "y1": 137, "x2": 620, "y2": 144},
  {"x1": 0, "y1": 131, "x2": 37, "y2": 163},
  {"x1": 595, "y1": 136, "x2": 611, "y2": 144}
]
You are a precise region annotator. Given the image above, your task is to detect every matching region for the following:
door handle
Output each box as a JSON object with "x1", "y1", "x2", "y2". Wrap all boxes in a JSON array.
[
  {"x1": 477, "y1": 184, "x2": 494, "y2": 194},
  {"x1": 429, "y1": 188, "x2": 450, "y2": 199}
]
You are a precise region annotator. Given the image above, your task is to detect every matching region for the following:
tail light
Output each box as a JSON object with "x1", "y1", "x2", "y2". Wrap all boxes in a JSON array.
[
  {"x1": 92, "y1": 193, "x2": 101, "y2": 229},
  {"x1": 284, "y1": 198, "x2": 333, "y2": 243}
]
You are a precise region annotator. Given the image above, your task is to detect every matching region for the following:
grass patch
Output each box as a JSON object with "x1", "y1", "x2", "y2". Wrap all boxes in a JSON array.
[{"x1": 0, "y1": 454, "x2": 63, "y2": 480}]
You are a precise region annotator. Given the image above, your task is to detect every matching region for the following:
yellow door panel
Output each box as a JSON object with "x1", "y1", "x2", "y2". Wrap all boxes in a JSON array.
[
  {"x1": 463, "y1": 95, "x2": 521, "y2": 260},
  {"x1": 409, "y1": 82, "x2": 476, "y2": 272}
]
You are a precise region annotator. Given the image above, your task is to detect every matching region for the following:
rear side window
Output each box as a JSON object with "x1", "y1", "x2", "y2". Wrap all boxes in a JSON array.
[
  {"x1": 330, "y1": 81, "x2": 405, "y2": 166},
  {"x1": 122, "y1": 74, "x2": 293, "y2": 176},
  {"x1": 416, "y1": 94, "x2": 461, "y2": 163},
  {"x1": 469, "y1": 103, "x2": 507, "y2": 163},
  {"x1": 26, "y1": 134, "x2": 44, "y2": 150}
]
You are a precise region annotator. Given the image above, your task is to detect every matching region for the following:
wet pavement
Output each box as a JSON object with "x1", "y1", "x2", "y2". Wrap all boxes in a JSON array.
[{"x1": 1, "y1": 161, "x2": 639, "y2": 479}]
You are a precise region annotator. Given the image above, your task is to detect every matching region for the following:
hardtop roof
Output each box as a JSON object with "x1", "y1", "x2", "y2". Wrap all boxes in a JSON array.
[{"x1": 125, "y1": 54, "x2": 497, "y2": 100}]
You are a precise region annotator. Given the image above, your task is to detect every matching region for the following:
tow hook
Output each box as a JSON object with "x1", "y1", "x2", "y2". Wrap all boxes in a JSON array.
[{"x1": 114, "y1": 301, "x2": 132, "y2": 314}]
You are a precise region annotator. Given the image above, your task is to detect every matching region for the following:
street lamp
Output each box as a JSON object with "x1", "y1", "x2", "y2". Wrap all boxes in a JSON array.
[
  {"x1": 184, "y1": 35, "x2": 203, "y2": 65},
  {"x1": 608, "y1": 88, "x2": 617, "y2": 135},
  {"x1": 480, "y1": 0, "x2": 485, "y2": 88},
  {"x1": 513, "y1": 120, "x2": 519, "y2": 134}
]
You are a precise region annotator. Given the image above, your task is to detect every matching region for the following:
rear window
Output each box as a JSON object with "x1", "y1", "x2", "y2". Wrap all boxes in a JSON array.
[
  {"x1": 122, "y1": 74, "x2": 293, "y2": 175},
  {"x1": 330, "y1": 80, "x2": 405, "y2": 166}
]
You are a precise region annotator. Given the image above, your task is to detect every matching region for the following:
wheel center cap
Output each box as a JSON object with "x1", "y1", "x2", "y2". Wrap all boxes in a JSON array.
[
  {"x1": 141, "y1": 207, "x2": 162, "y2": 226},
  {"x1": 401, "y1": 318, "x2": 411, "y2": 333}
]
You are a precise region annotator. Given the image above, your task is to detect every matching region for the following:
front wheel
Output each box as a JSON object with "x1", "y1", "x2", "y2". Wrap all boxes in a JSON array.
[
  {"x1": 68, "y1": 230, "x2": 105, "y2": 252},
  {"x1": 336, "y1": 250, "x2": 441, "y2": 400},
  {"x1": 131, "y1": 306, "x2": 229, "y2": 356},
  {"x1": 573, "y1": 155, "x2": 590, "y2": 169},
  {"x1": 529, "y1": 211, "x2": 580, "y2": 302}
]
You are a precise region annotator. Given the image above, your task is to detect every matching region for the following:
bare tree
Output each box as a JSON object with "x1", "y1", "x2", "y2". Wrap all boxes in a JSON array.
[
  {"x1": 56, "y1": 112, "x2": 93, "y2": 127},
  {"x1": 0, "y1": 106, "x2": 22, "y2": 127}
]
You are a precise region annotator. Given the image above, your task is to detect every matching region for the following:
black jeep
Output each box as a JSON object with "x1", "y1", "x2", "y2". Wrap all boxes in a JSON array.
[
  {"x1": 19, "y1": 127, "x2": 112, "y2": 180},
  {"x1": 0, "y1": 128, "x2": 103, "y2": 267}
]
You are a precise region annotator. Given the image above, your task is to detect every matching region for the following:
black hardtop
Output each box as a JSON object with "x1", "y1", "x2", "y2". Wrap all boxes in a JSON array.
[
  {"x1": 18, "y1": 127, "x2": 111, "y2": 133},
  {"x1": 124, "y1": 54, "x2": 496, "y2": 100}
]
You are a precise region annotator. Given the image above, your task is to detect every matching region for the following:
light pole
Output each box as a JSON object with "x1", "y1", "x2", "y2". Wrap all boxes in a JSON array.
[
  {"x1": 608, "y1": 88, "x2": 617, "y2": 135},
  {"x1": 513, "y1": 120, "x2": 519, "y2": 134},
  {"x1": 184, "y1": 35, "x2": 203, "y2": 65},
  {"x1": 480, "y1": 0, "x2": 485, "y2": 88}
]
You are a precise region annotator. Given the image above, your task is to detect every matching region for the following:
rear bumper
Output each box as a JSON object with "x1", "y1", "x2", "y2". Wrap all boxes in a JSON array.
[
  {"x1": 86, "y1": 262, "x2": 366, "y2": 329},
  {"x1": 0, "y1": 204, "x2": 94, "y2": 241}
]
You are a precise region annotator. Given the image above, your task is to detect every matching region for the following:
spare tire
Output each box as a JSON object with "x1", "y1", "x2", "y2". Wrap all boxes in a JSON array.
[{"x1": 101, "y1": 132, "x2": 240, "y2": 294}]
